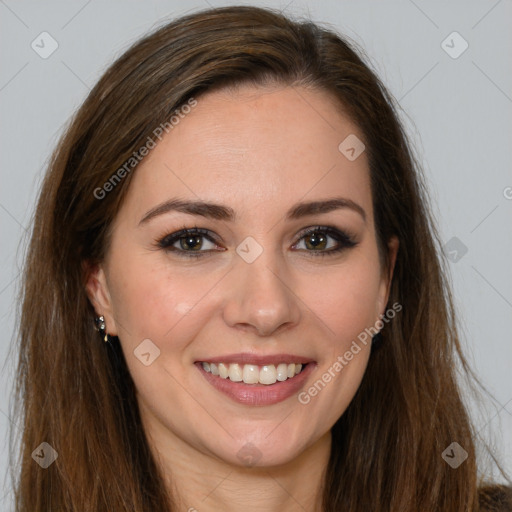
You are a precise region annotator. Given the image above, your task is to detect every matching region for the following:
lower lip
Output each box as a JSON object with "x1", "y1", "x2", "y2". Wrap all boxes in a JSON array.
[{"x1": 196, "y1": 362, "x2": 316, "y2": 406}]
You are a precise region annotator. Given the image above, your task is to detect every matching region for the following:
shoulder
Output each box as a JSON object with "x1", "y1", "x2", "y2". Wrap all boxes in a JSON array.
[{"x1": 478, "y1": 484, "x2": 512, "y2": 512}]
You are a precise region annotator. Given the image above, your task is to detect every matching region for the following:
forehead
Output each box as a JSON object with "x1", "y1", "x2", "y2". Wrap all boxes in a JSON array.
[{"x1": 119, "y1": 84, "x2": 372, "y2": 225}]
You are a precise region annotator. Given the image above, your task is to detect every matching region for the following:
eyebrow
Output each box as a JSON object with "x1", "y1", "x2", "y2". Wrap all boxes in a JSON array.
[{"x1": 138, "y1": 197, "x2": 366, "y2": 226}]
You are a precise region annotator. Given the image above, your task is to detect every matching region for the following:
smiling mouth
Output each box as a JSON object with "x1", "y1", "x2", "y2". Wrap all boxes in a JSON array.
[{"x1": 200, "y1": 361, "x2": 307, "y2": 385}]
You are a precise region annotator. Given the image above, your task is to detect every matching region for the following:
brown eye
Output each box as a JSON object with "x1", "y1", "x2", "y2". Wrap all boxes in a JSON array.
[
  {"x1": 293, "y1": 226, "x2": 357, "y2": 256},
  {"x1": 304, "y1": 231, "x2": 329, "y2": 250},
  {"x1": 178, "y1": 234, "x2": 205, "y2": 251},
  {"x1": 157, "y1": 228, "x2": 221, "y2": 258}
]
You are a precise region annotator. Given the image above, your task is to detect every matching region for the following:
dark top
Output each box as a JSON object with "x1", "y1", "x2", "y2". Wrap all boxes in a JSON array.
[{"x1": 479, "y1": 485, "x2": 512, "y2": 511}]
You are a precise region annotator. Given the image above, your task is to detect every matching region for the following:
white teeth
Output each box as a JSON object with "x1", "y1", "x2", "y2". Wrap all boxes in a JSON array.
[
  {"x1": 218, "y1": 363, "x2": 229, "y2": 379},
  {"x1": 259, "y1": 365, "x2": 277, "y2": 385},
  {"x1": 242, "y1": 364, "x2": 259, "y2": 384},
  {"x1": 201, "y1": 361, "x2": 306, "y2": 385},
  {"x1": 276, "y1": 363, "x2": 288, "y2": 381},
  {"x1": 228, "y1": 363, "x2": 243, "y2": 382}
]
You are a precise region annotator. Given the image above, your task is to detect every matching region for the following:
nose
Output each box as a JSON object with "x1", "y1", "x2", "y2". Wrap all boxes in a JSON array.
[{"x1": 222, "y1": 247, "x2": 301, "y2": 337}]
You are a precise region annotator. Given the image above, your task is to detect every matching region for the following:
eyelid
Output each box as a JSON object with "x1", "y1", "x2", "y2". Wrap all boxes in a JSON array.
[
  {"x1": 156, "y1": 226, "x2": 221, "y2": 250},
  {"x1": 294, "y1": 224, "x2": 357, "y2": 242}
]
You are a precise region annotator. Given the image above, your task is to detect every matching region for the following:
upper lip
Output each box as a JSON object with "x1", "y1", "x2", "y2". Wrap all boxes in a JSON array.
[{"x1": 196, "y1": 353, "x2": 314, "y2": 366}]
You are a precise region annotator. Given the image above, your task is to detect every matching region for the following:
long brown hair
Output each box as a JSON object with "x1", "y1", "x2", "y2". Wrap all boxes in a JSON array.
[{"x1": 12, "y1": 5, "x2": 511, "y2": 511}]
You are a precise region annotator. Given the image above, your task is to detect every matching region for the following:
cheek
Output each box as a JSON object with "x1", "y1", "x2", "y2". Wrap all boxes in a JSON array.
[
  {"x1": 303, "y1": 258, "x2": 383, "y2": 342},
  {"x1": 108, "y1": 248, "x2": 215, "y2": 343},
  {"x1": 296, "y1": 252, "x2": 381, "y2": 401},
  {"x1": 295, "y1": 261, "x2": 379, "y2": 429}
]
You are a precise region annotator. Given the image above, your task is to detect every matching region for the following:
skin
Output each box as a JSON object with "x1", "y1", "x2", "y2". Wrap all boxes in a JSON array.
[{"x1": 86, "y1": 83, "x2": 398, "y2": 512}]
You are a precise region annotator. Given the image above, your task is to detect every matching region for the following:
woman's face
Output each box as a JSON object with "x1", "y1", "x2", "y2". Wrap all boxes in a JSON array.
[{"x1": 87, "y1": 84, "x2": 398, "y2": 468}]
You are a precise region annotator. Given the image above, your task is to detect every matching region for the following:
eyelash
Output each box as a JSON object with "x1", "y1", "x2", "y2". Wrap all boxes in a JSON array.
[{"x1": 155, "y1": 224, "x2": 358, "y2": 259}]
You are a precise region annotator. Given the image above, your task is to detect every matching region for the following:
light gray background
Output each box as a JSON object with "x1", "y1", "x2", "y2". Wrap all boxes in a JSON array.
[{"x1": 1, "y1": 0, "x2": 511, "y2": 509}]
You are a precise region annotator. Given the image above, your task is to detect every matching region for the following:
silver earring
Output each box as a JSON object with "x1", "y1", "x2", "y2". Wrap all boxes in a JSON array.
[{"x1": 94, "y1": 315, "x2": 112, "y2": 343}]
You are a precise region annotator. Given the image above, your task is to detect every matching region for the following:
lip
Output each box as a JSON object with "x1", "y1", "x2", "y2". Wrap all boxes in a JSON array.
[
  {"x1": 195, "y1": 360, "x2": 317, "y2": 406},
  {"x1": 195, "y1": 353, "x2": 314, "y2": 366}
]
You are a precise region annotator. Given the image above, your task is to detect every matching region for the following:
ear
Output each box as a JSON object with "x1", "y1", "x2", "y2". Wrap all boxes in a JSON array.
[
  {"x1": 84, "y1": 261, "x2": 118, "y2": 336},
  {"x1": 376, "y1": 236, "x2": 399, "y2": 319}
]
